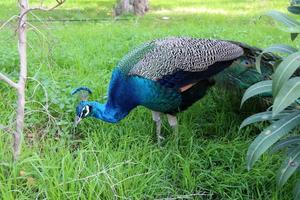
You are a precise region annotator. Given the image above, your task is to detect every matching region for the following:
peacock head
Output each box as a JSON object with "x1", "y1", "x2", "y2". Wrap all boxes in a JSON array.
[
  {"x1": 71, "y1": 86, "x2": 94, "y2": 125},
  {"x1": 75, "y1": 101, "x2": 94, "y2": 125}
]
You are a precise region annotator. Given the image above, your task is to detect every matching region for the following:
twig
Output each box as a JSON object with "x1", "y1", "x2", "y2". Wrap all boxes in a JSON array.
[
  {"x1": 103, "y1": 168, "x2": 119, "y2": 200},
  {"x1": 18, "y1": 0, "x2": 65, "y2": 27},
  {"x1": 0, "y1": 124, "x2": 7, "y2": 132},
  {"x1": 27, "y1": 21, "x2": 47, "y2": 40},
  {"x1": 0, "y1": 124, "x2": 14, "y2": 134},
  {"x1": 0, "y1": 72, "x2": 18, "y2": 89},
  {"x1": 27, "y1": 77, "x2": 49, "y2": 109},
  {"x1": 0, "y1": 15, "x2": 18, "y2": 31},
  {"x1": 59, "y1": 160, "x2": 134, "y2": 186},
  {"x1": 112, "y1": 171, "x2": 153, "y2": 187},
  {"x1": 154, "y1": 193, "x2": 210, "y2": 200},
  {"x1": 29, "y1": 9, "x2": 44, "y2": 23},
  {"x1": 25, "y1": 108, "x2": 57, "y2": 126}
]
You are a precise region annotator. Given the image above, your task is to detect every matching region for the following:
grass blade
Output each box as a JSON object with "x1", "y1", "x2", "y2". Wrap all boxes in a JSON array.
[
  {"x1": 247, "y1": 110, "x2": 300, "y2": 170},
  {"x1": 271, "y1": 136, "x2": 300, "y2": 153},
  {"x1": 272, "y1": 52, "x2": 300, "y2": 97},
  {"x1": 273, "y1": 77, "x2": 300, "y2": 116},
  {"x1": 294, "y1": 179, "x2": 300, "y2": 200},
  {"x1": 241, "y1": 80, "x2": 272, "y2": 107},
  {"x1": 277, "y1": 145, "x2": 300, "y2": 187}
]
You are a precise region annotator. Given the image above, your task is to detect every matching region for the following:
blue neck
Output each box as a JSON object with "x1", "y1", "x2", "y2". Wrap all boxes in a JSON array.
[
  {"x1": 89, "y1": 101, "x2": 130, "y2": 123},
  {"x1": 89, "y1": 68, "x2": 155, "y2": 123}
]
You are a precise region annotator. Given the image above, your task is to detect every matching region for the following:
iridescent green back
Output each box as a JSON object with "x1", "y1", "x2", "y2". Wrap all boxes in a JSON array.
[{"x1": 117, "y1": 42, "x2": 155, "y2": 74}]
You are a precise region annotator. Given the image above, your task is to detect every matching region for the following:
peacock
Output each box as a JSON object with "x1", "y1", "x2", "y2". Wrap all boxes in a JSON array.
[{"x1": 72, "y1": 37, "x2": 278, "y2": 144}]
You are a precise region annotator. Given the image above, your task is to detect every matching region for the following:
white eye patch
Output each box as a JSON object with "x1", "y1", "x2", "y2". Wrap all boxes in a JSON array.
[
  {"x1": 84, "y1": 106, "x2": 90, "y2": 117},
  {"x1": 81, "y1": 105, "x2": 90, "y2": 118}
]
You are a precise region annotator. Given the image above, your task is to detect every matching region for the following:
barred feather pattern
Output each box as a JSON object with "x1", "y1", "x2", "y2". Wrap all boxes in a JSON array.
[
  {"x1": 117, "y1": 42, "x2": 155, "y2": 74},
  {"x1": 128, "y1": 37, "x2": 244, "y2": 81}
]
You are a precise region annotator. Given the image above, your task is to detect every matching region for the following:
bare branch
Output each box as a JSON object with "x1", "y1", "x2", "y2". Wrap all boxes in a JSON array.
[
  {"x1": 112, "y1": 171, "x2": 153, "y2": 187},
  {"x1": 0, "y1": 124, "x2": 14, "y2": 134},
  {"x1": 155, "y1": 193, "x2": 210, "y2": 200},
  {"x1": 0, "y1": 15, "x2": 18, "y2": 31},
  {"x1": 0, "y1": 124, "x2": 7, "y2": 132},
  {"x1": 18, "y1": 0, "x2": 65, "y2": 26},
  {"x1": 102, "y1": 169, "x2": 118, "y2": 200},
  {"x1": 60, "y1": 160, "x2": 135, "y2": 185},
  {"x1": 27, "y1": 77, "x2": 49, "y2": 109},
  {"x1": 0, "y1": 72, "x2": 18, "y2": 89},
  {"x1": 27, "y1": 21, "x2": 47, "y2": 39}
]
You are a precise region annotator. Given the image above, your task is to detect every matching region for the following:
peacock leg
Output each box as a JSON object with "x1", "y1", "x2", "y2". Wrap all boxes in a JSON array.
[
  {"x1": 151, "y1": 111, "x2": 164, "y2": 145},
  {"x1": 167, "y1": 114, "x2": 178, "y2": 136}
]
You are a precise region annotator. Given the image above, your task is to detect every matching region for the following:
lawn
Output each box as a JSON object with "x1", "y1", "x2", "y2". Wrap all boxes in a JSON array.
[{"x1": 0, "y1": 0, "x2": 297, "y2": 199}]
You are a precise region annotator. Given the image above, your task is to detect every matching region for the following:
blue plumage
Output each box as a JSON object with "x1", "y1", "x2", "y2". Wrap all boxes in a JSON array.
[{"x1": 75, "y1": 67, "x2": 182, "y2": 123}]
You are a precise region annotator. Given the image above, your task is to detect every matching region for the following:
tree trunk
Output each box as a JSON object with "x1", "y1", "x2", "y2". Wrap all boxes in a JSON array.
[
  {"x1": 114, "y1": 0, "x2": 149, "y2": 16},
  {"x1": 14, "y1": 0, "x2": 28, "y2": 161}
]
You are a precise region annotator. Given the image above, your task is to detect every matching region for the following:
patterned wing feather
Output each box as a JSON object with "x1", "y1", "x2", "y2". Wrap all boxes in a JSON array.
[
  {"x1": 118, "y1": 42, "x2": 155, "y2": 74},
  {"x1": 128, "y1": 37, "x2": 244, "y2": 80}
]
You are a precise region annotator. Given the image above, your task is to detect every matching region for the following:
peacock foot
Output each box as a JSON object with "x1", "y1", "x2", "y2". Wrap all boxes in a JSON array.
[
  {"x1": 152, "y1": 111, "x2": 164, "y2": 145},
  {"x1": 167, "y1": 114, "x2": 179, "y2": 147}
]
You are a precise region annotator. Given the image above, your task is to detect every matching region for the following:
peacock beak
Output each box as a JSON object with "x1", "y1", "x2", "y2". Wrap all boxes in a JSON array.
[{"x1": 75, "y1": 116, "x2": 82, "y2": 126}]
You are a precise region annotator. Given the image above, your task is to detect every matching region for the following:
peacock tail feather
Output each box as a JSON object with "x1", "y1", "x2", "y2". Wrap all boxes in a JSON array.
[{"x1": 215, "y1": 41, "x2": 280, "y2": 90}]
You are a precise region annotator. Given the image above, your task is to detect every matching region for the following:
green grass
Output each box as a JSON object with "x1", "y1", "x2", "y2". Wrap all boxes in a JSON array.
[{"x1": 0, "y1": 0, "x2": 298, "y2": 199}]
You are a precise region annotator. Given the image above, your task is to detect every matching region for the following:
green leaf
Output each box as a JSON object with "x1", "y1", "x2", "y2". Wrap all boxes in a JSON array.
[
  {"x1": 294, "y1": 179, "x2": 300, "y2": 200},
  {"x1": 273, "y1": 77, "x2": 300, "y2": 116},
  {"x1": 240, "y1": 111, "x2": 290, "y2": 130},
  {"x1": 288, "y1": 6, "x2": 300, "y2": 15},
  {"x1": 273, "y1": 52, "x2": 300, "y2": 97},
  {"x1": 277, "y1": 145, "x2": 300, "y2": 187},
  {"x1": 291, "y1": 33, "x2": 299, "y2": 41},
  {"x1": 256, "y1": 44, "x2": 297, "y2": 73},
  {"x1": 266, "y1": 10, "x2": 300, "y2": 33},
  {"x1": 247, "y1": 110, "x2": 300, "y2": 170},
  {"x1": 264, "y1": 44, "x2": 298, "y2": 55},
  {"x1": 240, "y1": 111, "x2": 272, "y2": 129},
  {"x1": 271, "y1": 136, "x2": 300, "y2": 153},
  {"x1": 291, "y1": 0, "x2": 300, "y2": 6},
  {"x1": 266, "y1": 10, "x2": 300, "y2": 27},
  {"x1": 241, "y1": 80, "x2": 272, "y2": 107}
]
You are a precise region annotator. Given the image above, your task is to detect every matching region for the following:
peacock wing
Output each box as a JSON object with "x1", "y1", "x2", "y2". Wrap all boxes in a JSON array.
[
  {"x1": 117, "y1": 41, "x2": 156, "y2": 74},
  {"x1": 128, "y1": 37, "x2": 244, "y2": 83}
]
